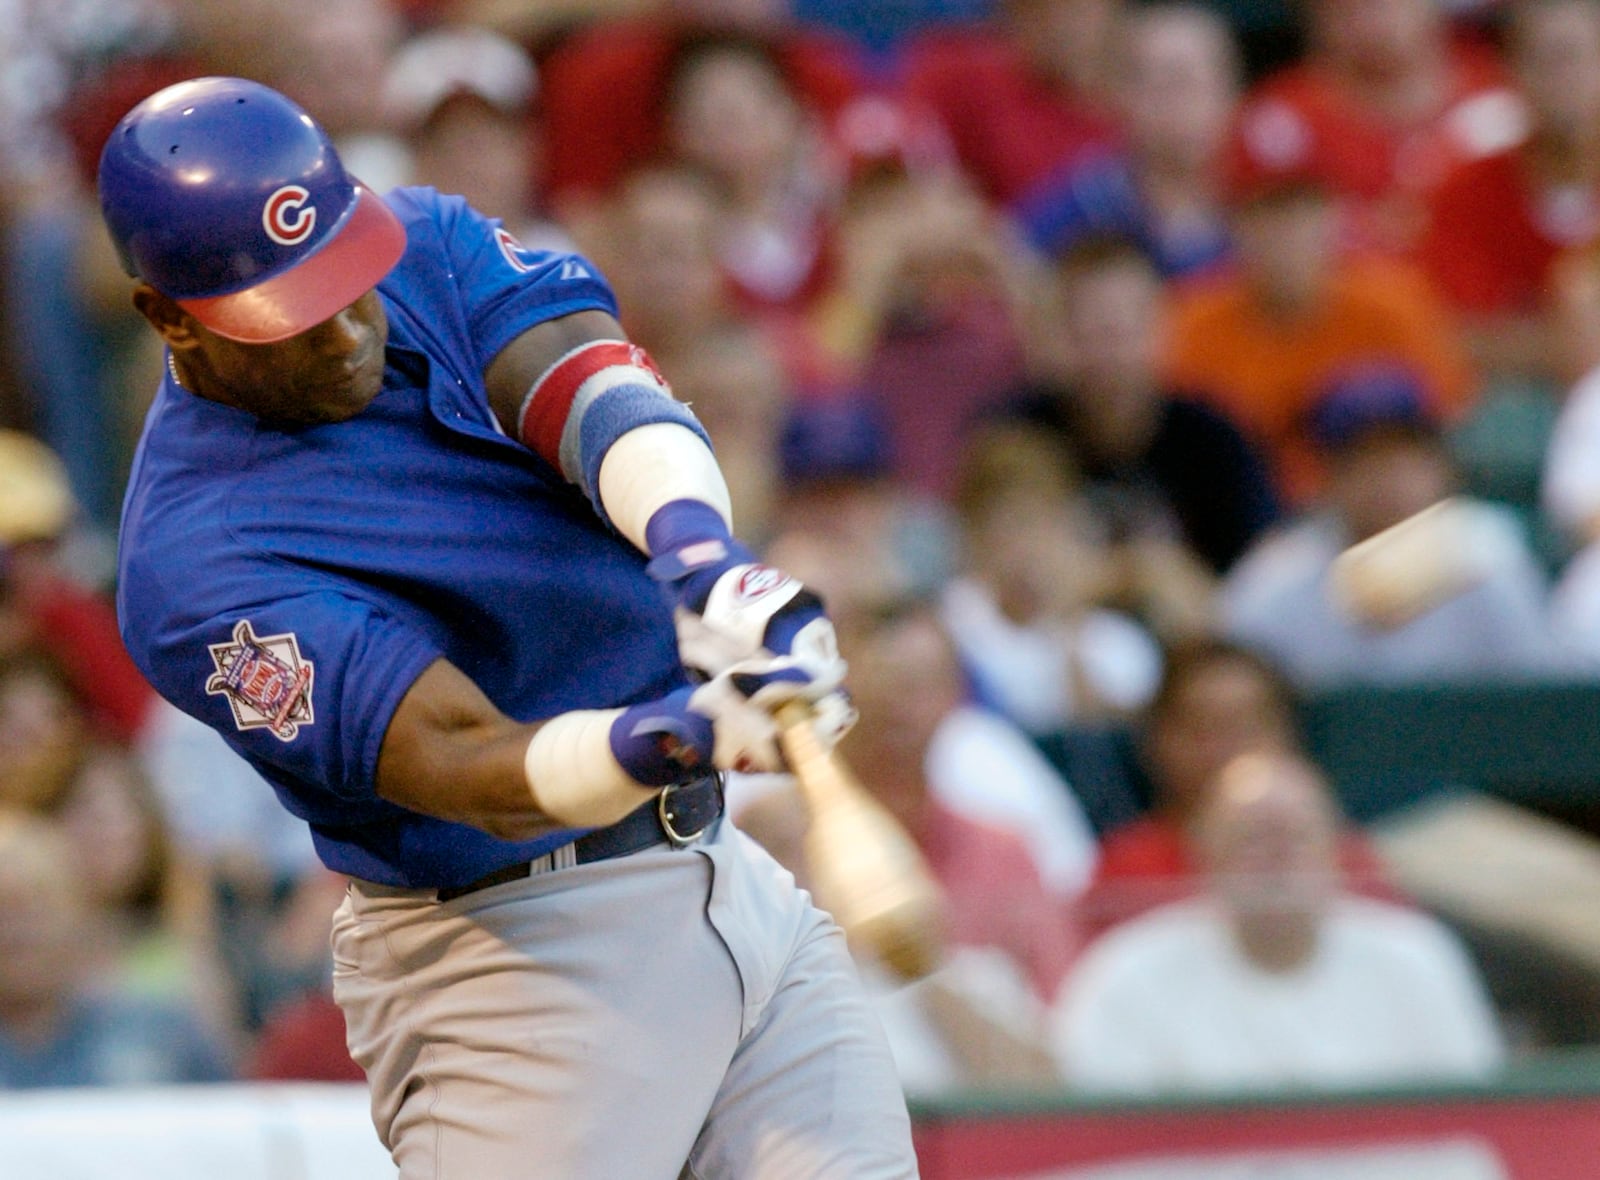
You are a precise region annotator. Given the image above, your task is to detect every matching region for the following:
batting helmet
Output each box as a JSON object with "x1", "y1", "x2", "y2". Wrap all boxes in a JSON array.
[{"x1": 97, "y1": 76, "x2": 406, "y2": 344}]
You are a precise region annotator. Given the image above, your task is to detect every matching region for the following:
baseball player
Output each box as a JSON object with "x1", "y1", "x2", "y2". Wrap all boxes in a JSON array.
[{"x1": 99, "y1": 77, "x2": 917, "y2": 1178}]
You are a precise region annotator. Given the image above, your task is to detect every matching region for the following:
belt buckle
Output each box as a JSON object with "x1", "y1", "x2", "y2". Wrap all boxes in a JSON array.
[{"x1": 658, "y1": 781, "x2": 711, "y2": 848}]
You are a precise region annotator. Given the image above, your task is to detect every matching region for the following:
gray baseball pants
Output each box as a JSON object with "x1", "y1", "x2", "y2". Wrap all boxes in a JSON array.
[{"x1": 331, "y1": 819, "x2": 919, "y2": 1178}]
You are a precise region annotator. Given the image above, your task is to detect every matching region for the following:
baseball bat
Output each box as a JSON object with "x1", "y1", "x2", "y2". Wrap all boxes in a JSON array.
[{"x1": 775, "y1": 700, "x2": 945, "y2": 981}]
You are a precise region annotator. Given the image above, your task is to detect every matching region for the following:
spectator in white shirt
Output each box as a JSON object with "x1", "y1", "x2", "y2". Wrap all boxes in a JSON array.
[{"x1": 1051, "y1": 749, "x2": 1505, "y2": 1095}]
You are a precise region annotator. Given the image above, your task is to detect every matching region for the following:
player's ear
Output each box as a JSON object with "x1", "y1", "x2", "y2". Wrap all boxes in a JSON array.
[{"x1": 132, "y1": 283, "x2": 199, "y2": 348}]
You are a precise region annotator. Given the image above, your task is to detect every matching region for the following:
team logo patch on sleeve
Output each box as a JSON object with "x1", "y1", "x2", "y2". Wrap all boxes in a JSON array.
[{"x1": 205, "y1": 620, "x2": 316, "y2": 741}]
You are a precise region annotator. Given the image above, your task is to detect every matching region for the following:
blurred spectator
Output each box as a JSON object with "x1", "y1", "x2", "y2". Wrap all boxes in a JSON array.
[
  {"x1": 0, "y1": 808, "x2": 233, "y2": 1087},
  {"x1": 1051, "y1": 750, "x2": 1505, "y2": 1096},
  {"x1": 1545, "y1": 360, "x2": 1600, "y2": 659},
  {"x1": 1542, "y1": 358, "x2": 1600, "y2": 548},
  {"x1": 10, "y1": 50, "x2": 192, "y2": 539},
  {"x1": 1220, "y1": 369, "x2": 1561, "y2": 687},
  {"x1": 0, "y1": 648, "x2": 86, "y2": 813},
  {"x1": 939, "y1": 420, "x2": 1164, "y2": 736},
  {"x1": 382, "y1": 25, "x2": 573, "y2": 255},
  {"x1": 667, "y1": 322, "x2": 791, "y2": 545},
  {"x1": 736, "y1": 600, "x2": 1079, "y2": 1093},
  {"x1": 585, "y1": 163, "x2": 738, "y2": 368},
  {"x1": 763, "y1": 395, "x2": 953, "y2": 639},
  {"x1": 537, "y1": 0, "x2": 863, "y2": 210},
  {"x1": 1417, "y1": 0, "x2": 1600, "y2": 386},
  {"x1": 1006, "y1": 235, "x2": 1278, "y2": 575},
  {"x1": 793, "y1": 0, "x2": 994, "y2": 51},
  {"x1": 1165, "y1": 122, "x2": 1476, "y2": 504},
  {"x1": 740, "y1": 599, "x2": 1084, "y2": 991},
  {"x1": 248, "y1": 988, "x2": 364, "y2": 1082},
  {"x1": 815, "y1": 95, "x2": 1035, "y2": 497},
  {"x1": 0, "y1": 0, "x2": 173, "y2": 206},
  {"x1": 1016, "y1": 2, "x2": 1242, "y2": 281},
  {"x1": 1084, "y1": 638, "x2": 1396, "y2": 936},
  {"x1": 900, "y1": 0, "x2": 1124, "y2": 205},
  {"x1": 0, "y1": 432, "x2": 154, "y2": 743},
  {"x1": 48, "y1": 743, "x2": 235, "y2": 1039},
  {"x1": 179, "y1": 0, "x2": 407, "y2": 192},
  {"x1": 136, "y1": 699, "x2": 338, "y2": 1033},
  {"x1": 1233, "y1": 0, "x2": 1523, "y2": 254},
  {"x1": 661, "y1": 30, "x2": 840, "y2": 316}
]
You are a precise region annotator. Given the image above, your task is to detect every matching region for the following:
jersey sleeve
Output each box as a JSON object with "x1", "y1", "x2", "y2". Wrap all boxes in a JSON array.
[
  {"x1": 427, "y1": 189, "x2": 619, "y2": 372},
  {"x1": 135, "y1": 587, "x2": 443, "y2": 808}
]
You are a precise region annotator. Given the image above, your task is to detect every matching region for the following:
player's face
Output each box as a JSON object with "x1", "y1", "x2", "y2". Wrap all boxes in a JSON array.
[{"x1": 183, "y1": 290, "x2": 390, "y2": 428}]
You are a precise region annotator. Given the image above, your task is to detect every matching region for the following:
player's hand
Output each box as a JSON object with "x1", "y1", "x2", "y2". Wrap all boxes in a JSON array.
[
  {"x1": 611, "y1": 676, "x2": 857, "y2": 783},
  {"x1": 648, "y1": 539, "x2": 848, "y2": 702}
]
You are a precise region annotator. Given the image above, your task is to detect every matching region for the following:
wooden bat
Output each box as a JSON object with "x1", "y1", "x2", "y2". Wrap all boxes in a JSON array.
[
  {"x1": 775, "y1": 700, "x2": 945, "y2": 981},
  {"x1": 1330, "y1": 495, "x2": 1513, "y2": 629}
]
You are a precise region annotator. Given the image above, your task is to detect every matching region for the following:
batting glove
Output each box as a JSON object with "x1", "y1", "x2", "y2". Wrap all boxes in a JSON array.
[
  {"x1": 646, "y1": 501, "x2": 848, "y2": 702},
  {"x1": 611, "y1": 677, "x2": 857, "y2": 782}
]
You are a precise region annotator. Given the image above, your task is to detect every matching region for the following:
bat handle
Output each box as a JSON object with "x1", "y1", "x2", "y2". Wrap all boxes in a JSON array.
[{"x1": 773, "y1": 700, "x2": 848, "y2": 805}]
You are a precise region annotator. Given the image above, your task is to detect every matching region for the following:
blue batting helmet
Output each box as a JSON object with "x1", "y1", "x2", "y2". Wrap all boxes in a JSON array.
[{"x1": 97, "y1": 76, "x2": 406, "y2": 344}]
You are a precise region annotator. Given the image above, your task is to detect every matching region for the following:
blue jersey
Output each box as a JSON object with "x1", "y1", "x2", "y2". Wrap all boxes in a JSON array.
[{"x1": 118, "y1": 187, "x2": 690, "y2": 889}]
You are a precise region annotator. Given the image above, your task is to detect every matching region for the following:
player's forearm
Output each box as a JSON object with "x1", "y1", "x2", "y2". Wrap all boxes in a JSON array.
[
  {"x1": 376, "y1": 659, "x2": 713, "y2": 841},
  {"x1": 375, "y1": 662, "x2": 562, "y2": 840}
]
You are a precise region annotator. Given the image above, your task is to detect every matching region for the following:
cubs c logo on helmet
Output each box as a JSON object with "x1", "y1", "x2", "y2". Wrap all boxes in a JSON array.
[{"x1": 263, "y1": 185, "x2": 317, "y2": 246}]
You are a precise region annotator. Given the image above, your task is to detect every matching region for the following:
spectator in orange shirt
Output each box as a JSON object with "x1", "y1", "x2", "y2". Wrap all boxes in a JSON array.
[
  {"x1": 1164, "y1": 119, "x2": 1475, "y2": 504},
  {"x1": 1233, "y1": 0, "x2": 1524, "y2": 253},
  {"x1": 1417, "y1": 0, "x2": 1600, "y2": 385}
]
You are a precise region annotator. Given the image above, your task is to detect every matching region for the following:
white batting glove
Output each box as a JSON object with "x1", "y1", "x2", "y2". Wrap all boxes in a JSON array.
[{"x1": 650, "y1": 540, "x2": 848, "y2": 702}]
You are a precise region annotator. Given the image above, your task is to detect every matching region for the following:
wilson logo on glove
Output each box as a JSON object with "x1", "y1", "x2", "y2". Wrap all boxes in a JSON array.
[{"x1": 734, "y1": 565, "x2": 792, "y2": 604}]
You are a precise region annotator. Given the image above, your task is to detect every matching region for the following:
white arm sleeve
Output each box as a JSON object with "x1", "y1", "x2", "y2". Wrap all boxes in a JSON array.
[{"x1": 596, "y1": 422, "x2": 734, "y2": 555}]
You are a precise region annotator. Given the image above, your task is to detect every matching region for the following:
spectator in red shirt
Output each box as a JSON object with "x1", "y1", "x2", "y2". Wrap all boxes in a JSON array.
[
  {"x1": 1235, "y1": 0, "x2": 1524, "y2": 254},
  {"x1": 1417, "y1": 0, "x2": 1600, "y2": 385},
  {"x1": 735, "y1": 599, "x2": 1077, "y2": 1091},
  {"x1": 537, "y1": 0, "x2": 864, "y2": 210},
  {"x1": 0, "y1": 432, "x2": 153, "y2": 745},
  {"x1": 1083, "y1": 638, "x2": 1395, "y2": 937},
  {"x1": 900, "y1": 0, "x2": 1125, "y2": 205},
  {"x1": 659, "y1": 30, "x2": 843, "y2": 317}
]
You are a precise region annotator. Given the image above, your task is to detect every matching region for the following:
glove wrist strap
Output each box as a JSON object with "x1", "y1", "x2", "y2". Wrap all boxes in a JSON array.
[{"x1": 644, "y1": 499, "x2": 746, "y2": 576}]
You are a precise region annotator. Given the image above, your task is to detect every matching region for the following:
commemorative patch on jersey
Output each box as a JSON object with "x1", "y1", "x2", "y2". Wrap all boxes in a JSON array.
[{"x1": 205, "y1": 619, "x2": 316, "y2": 741}]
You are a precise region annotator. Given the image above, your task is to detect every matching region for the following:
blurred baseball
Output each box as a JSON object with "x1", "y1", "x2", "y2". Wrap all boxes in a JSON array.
[{"x1": 1330, "y1": 496, "x2": 1516, "y2": 630}]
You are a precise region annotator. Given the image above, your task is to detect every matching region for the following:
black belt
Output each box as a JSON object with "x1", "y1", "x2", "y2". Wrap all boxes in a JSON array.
[{"x1": 436, "y1": 775, "x2": 723, "y2": 902}]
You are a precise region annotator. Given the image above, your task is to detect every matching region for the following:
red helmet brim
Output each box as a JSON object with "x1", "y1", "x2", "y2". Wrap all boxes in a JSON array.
[{"x1": 177, "y1": 182, "x2": 406, "y2": 344}]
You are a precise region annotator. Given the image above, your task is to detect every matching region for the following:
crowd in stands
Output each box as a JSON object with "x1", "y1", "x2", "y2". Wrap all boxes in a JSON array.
[{"x1": 6, "y1": 0, "x2": 1600, "y2": 1104}]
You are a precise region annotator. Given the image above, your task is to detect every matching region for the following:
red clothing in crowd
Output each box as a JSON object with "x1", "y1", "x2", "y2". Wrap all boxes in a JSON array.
[
  {"x1": 1082, "y1": 814, "x2": 1400, "y2": 939},
  {"x1": 538, "y1": 17, "x2": 865, "y2": 206},
  {"x1": 1416, "y1": 146, "x2": 1600, "y2": 315},
  {"x1": 899, "y1": 26, "x2": 1120, "y2": 206},
  {"x1": 248, "y1": 990, "x2": 365, "y2": 1082},
  {"x1": 916, "y1": 802, "x2": 1079, "y2": 1003},
  {"x1": 1237, "y1": 39, "x2": 1522, "y2": 251},
  {"x1": 20, "y1": 572, "x2": 154, "y2": 744}
]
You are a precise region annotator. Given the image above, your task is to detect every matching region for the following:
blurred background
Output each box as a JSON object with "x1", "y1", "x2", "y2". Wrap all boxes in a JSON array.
[{"x1": 8, "y1": 0, "x2": 1600, "y2": 1175}]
